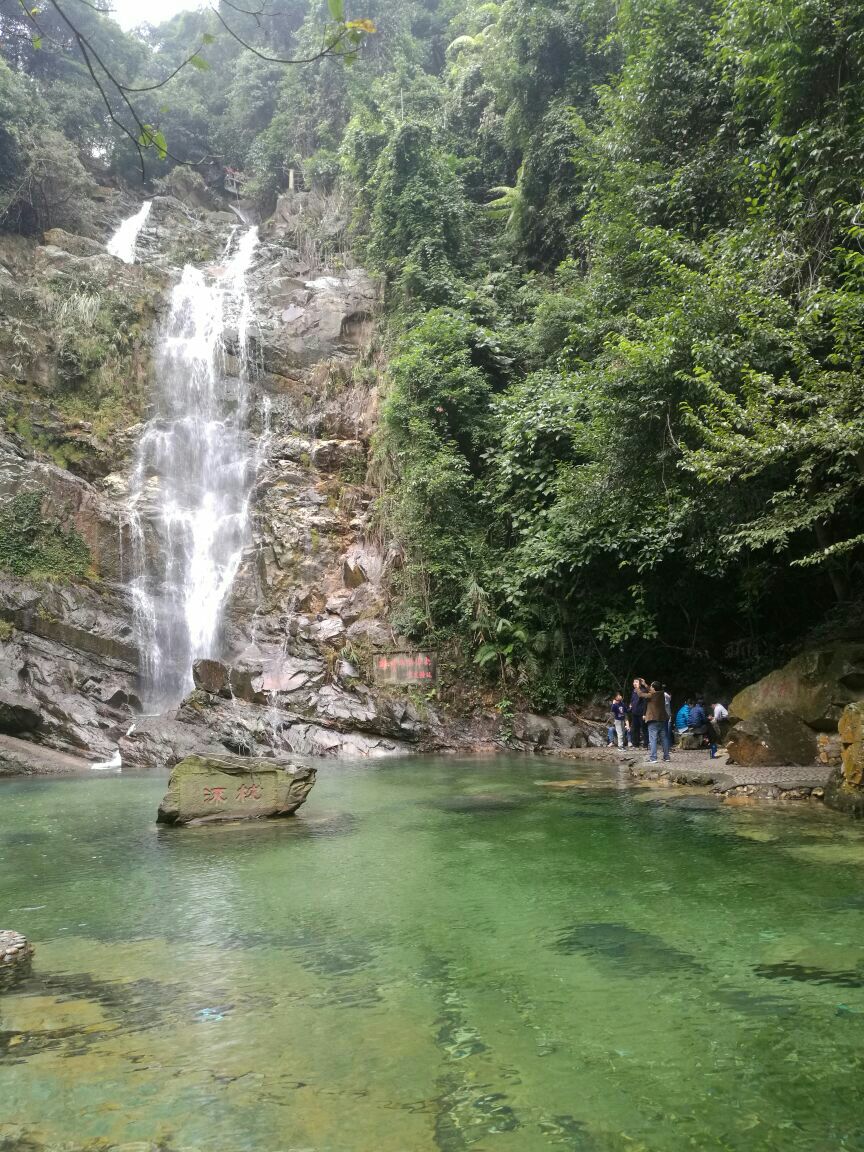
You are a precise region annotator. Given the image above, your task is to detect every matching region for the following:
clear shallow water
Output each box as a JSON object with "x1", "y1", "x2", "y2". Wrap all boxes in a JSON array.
[{"x1": 1, "y1": 757, "x2": 863, "y2": 1152}]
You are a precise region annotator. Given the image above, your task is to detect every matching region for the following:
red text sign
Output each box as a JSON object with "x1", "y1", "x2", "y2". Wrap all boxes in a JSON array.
[{"x1": 374, "y1": 652, "x2": 436, "y2": 685}]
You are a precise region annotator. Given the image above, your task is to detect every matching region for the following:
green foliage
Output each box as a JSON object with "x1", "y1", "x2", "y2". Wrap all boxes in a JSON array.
[
  {"x1": 0, "y1": 492, "x2": 91, "y2": 581},
  {"x1": 4, "y1": 0, "x2": 864, "y2": 706},
  {"x1": 362, "y1": 0, "x2": 864, "y2": 707}
]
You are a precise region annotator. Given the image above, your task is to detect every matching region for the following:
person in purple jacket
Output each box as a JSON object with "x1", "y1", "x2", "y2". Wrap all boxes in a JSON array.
[{"x1": 611, "y1": 692, "x2": 628, "y2": 748}]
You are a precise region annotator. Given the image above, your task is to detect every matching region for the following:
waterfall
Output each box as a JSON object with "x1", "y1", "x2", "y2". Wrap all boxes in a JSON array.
[
  {"x1": 106, "y1": 200, "x2": 152, "y2": 264},
  {"x1": 128, "y1": 225, "x2": 260, "y2": 707}
]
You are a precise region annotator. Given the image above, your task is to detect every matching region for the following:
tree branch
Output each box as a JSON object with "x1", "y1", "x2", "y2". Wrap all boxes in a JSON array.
[
  {"x1": 121, "y1": 47, "x2": 209, "y2": 92},
  {"x1": 19, "y1": 0, "x2": 373, "y2": 178},
  {"x1": 209, "y1": 5, "x2": 354, "y2": 65}
]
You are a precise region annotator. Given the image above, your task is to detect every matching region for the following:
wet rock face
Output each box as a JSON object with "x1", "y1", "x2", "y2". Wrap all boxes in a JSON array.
[
  {"x1": 249, "y1": 247, "x2": 382, "y2": 374},
  {"x1": 730, "y1": 644, "x2": 864, "y2": 732},
  {"x1": 726, "y1": 709, "x2": 818, "y2": 767},
  {"x1": 0, "y1": 688, "x2": 42, "y2": 734},
  {"x1": 511, "y1": 712, "x2": 600, "y2": 751},
  {"x1": 157, "y1": 753, "x2": 316, "y2": 825},
  {"x1": 0, "y1": 574, "x2": 140, "y2": 760},
  {"x1": 824, "y1": 767, "x2": 864, "y2": 817}
]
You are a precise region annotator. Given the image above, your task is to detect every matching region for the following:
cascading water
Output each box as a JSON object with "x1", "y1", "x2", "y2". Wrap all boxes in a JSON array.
[
  {"x1": 106, "y1": 200, "x2": 152, "y2": 264},
  {"x1": 127, "y1": 225, "x2": 260, "y2": 707}
]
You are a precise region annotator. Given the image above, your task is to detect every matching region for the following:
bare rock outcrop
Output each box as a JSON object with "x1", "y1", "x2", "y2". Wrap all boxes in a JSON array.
[
  {"x1": 725, "y1": 709, "x2": 818, "y2": 767},
  {"x1": 730, "y1": 644, "x2": 864, "y2": 731}
]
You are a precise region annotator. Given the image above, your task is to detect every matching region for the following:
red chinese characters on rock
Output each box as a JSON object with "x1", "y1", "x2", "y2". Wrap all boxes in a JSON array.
[
  {"x1": 374, "y1": 652, "x2": 436, "y2": 685},
  {"x1": 235, "y1": 783, "x2": 263, "y2": 802},
  {"x1": 202, "y1": 782, "x2": 263, "y2": 805}
]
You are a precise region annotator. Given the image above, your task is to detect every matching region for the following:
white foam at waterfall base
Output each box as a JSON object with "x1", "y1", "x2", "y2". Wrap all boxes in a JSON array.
[
  {"x1": 106, "y1": 200, "x2": 152, "y2": 264},
  {"x1": 128, "y1": 225, "x2": 260, "y2": 706}
]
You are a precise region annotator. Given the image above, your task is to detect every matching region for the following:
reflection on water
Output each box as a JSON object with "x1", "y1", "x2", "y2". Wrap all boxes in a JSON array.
[{"x1": 1, "y1": 758, "x2": 863, "y2": 1151}]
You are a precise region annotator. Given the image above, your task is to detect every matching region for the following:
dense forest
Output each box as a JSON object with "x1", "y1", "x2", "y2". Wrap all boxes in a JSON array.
[{"x1": 1, "y1": 0, "x2": 863, "y2": 709}]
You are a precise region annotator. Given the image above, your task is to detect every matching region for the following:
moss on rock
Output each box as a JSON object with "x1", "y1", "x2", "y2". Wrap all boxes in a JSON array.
[{"x1": 0, "y1": 490, "x2": 90, "y2": 581}]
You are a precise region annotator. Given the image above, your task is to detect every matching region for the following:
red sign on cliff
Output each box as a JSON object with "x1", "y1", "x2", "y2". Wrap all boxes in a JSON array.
[{"x1": 374, "y1": 652, "x2": 436, "y2": 685}]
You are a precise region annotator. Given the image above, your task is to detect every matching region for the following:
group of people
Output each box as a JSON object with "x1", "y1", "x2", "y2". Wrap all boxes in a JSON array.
[{"x1": 606, "y1": 678, "x2": 730, "y2": 763}]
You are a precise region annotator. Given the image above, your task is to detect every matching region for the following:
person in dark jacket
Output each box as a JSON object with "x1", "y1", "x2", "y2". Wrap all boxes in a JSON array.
[
  {"x1": 629, "y1": 678, "x2": 649, "y2": 749},
  {"x1": 688, "y1": 697, "x2": 718, "y2": 757},
  {"x1": 688, "y1": 697, "x2": 708, "y2": 732},
  {"x1": 644, "y1": 680, "x2": 671, "y2": 762}
]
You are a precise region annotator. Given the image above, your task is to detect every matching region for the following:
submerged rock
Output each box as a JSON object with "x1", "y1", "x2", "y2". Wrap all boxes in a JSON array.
[
  {"x1": 156, "y1": 753, "x2": 316, "y2": 826},
  {"x1": 553, "y1": 921, "x2": 704, "y2": 974},
  {"x1": 0, "y1": 929, "x2": 33, "y2": 990}
]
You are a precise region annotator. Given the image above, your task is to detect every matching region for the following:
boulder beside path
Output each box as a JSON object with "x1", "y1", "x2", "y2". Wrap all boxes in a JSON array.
[
  {"x1": 730, "y1": 643, "x2": 864, "y2": 731},
  {"x1": 725, "y1": 708, "x2": 818, "y2": 767},
  {"x1": 157, "y1": 754, "x2": 316, "y2": 826}
]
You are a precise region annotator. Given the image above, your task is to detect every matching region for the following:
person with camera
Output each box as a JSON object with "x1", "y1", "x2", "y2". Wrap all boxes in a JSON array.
[{"x1": 643, "y1": 680, "x2": 672, "y2": 763}]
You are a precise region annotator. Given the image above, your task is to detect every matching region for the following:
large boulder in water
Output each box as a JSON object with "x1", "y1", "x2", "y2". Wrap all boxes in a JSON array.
[
  {"x1": 730, "y1": 644, "x2": 864, "y2": 732},
  {"x1": 157, "y1": 753, "x2": 316, "y2": 826},
  {"x1": 725, "y1": 709, "x2": 818, "y2": 767}
]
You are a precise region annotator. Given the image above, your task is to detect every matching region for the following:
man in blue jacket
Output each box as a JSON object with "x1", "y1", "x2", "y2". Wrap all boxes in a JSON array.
[{"x1": 675, "y1": 698, "x2": 692, "y2": 733}]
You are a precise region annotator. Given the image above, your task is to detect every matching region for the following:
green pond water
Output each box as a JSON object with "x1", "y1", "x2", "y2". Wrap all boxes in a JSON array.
[{"x1": 1, "y1": 757, "x2": 864, "y2": 1152}]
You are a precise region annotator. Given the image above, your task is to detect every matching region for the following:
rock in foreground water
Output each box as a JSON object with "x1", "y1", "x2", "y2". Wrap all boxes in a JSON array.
[
  {"x1": 0, "y1": 930, "x2": 33, "y2": 991},
  {"x1": 157, "y1": 754, "x2": 316, "y2": 826}
]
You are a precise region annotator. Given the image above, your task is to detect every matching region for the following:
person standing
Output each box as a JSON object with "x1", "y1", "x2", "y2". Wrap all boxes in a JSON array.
[
  {"x1": 711, "y1": 700, "x2": 730, "y2": 741},
  {"x1": 611, "y1": 692, "x2": 628, "y2": 749},
  {"x1": 629, "y1": 678, "x2": 649, "y2": 749},
  {"x1": 605, "y1": 706, "x2": 617, "y2": 746},
  {"x1": 707, "y1": 701, "x2": 729, "y2": 758},
  {"x1": 644, "y1": 680, "x2": 671, "y2": 763}
]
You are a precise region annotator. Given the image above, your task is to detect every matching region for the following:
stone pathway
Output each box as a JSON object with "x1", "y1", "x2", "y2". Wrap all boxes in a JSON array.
[{"x1": 552, "y1": 744, "x2": 833, "y2": 799}]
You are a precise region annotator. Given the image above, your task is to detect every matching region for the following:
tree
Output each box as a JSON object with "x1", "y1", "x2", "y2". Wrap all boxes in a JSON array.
[{"x1": 0, "y1": 0, "x2": 375, "y2": 175}]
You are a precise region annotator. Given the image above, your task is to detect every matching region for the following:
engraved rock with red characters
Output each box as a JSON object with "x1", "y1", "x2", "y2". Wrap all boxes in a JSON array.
[{"x1": 157, "y1": 754, "x2": 316, "y2": 826}]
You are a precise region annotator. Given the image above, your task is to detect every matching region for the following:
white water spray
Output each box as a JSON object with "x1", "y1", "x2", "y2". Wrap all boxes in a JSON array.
[
  {"x1": 106, "y1": 200, "x2": 152, "y2": 264},
  {"x1": 128, "y1": 224, "x2": 260, "y2": 706}
]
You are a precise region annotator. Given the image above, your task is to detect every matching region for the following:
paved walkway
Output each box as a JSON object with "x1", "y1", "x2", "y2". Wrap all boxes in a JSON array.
[{"x1": 554, "y1": 744, "x2": 833, "y2": 795}]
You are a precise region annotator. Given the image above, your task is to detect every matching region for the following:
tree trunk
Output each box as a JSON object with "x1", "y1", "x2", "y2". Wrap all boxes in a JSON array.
[{"x1": 814, "y1": 523, "x2": 849, "y2": 602}]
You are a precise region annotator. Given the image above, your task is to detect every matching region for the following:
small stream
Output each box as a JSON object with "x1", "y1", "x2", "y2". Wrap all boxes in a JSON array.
[{"x1": 1, "y1": 758, "x2": 863, "y2": 1151}]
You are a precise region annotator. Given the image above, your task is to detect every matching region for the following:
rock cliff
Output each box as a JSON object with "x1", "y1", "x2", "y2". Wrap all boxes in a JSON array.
[{"x1": 0, "y1": 180, "x2": 524, "y2": 770}]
